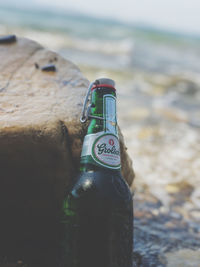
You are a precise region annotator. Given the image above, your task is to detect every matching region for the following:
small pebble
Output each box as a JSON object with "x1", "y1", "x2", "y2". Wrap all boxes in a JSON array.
[
  {"x1": 0, "y1": 34, "x2": 17, "y2": 44},
  {"x1": 34, "y1": 63, "x2": 39, "y2": 69},
  {"x1": 41, "y1": 64, "x2": 56, "y2": 72}
]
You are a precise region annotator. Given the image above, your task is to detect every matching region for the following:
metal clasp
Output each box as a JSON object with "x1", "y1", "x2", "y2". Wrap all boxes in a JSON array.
[
  {"x1": 80, "y1": 82, "x2": 94, "y2": 123},
  {"x1": 80, "y1": 81, "x2": 104, "y2": 123}
]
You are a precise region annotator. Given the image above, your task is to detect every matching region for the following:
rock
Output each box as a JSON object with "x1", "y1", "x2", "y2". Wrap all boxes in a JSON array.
[
  {"x1": 0, "y1": 34, "x2": 17, "y2": 44},
  {"x1": 41, "y1": 63, "x2": 57, "y2": 72},
  {"x1": 0, "y1": 37, "x2": 134, "y2": 264}
]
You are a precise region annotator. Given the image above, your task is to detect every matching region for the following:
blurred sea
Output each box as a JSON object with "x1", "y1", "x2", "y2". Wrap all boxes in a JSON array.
[{"x1": 1, "y1": 5, "x2": 200, "y2": 266}]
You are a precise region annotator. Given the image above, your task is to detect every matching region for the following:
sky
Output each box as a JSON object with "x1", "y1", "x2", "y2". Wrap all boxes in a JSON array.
[{"x1": 1, "y1": 0, "x2": 200, "y2": 36}]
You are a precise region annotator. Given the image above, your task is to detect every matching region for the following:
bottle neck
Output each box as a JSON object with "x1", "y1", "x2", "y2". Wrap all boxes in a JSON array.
[
  {"x1": 88, "y1": 87, "x2": 117, "y2": 135},
  {"x1": 80, "y1": 87, "x2": 121, "y2": 172}
]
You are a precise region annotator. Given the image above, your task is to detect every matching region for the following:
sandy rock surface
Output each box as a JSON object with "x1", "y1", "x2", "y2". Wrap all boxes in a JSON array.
[{"x1": 0, "y1": 37, "x2": 134, "y2": 186}]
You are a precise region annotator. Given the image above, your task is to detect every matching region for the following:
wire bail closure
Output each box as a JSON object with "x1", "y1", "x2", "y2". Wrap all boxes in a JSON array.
[
  {"x1": 80, "y1": 82, "x2": 94, "y2": 123},
  {"x1": 80, "y1": 82, "x2": 104, "y2": 123}
]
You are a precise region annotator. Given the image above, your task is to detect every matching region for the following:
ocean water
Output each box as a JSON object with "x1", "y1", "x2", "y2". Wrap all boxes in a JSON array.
[
  {"x1": 1, "y1": 4, "x2": 200, "y2": 267},
  {"x1": 1, "y1": 5, "x2": 200, "y2": 74}
]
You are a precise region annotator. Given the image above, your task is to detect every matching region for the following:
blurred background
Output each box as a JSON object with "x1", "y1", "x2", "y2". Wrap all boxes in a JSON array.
[{"x1": 0, "y1": 0, "x2": 200, "y2": 265}]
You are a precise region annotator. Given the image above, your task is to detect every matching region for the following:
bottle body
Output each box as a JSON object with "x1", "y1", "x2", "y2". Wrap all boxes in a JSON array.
[
  {"x1": 60, "y1": 169, "x2": 133, "y2": 267},
  {"x1": 60, "y1": 78, "x2": 133, "y2": 267}
]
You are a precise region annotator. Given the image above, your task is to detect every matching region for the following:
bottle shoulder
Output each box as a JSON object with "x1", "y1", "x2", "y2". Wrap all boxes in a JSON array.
[{"x1": 69, "y1": 170, "x2": 132, "y2": 206}]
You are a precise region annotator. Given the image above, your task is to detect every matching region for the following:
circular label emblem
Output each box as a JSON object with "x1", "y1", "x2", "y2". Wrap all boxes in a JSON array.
[{"x1": 92, "y1": 134, "x2": 121, "y2": 169}]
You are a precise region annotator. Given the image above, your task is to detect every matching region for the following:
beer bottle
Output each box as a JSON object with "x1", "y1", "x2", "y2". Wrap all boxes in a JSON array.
[{"x1": 60, "y1": 78, "x2": 133, "y2": 267}]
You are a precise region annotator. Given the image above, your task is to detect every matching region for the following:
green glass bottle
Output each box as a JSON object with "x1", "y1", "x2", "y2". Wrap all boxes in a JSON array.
[{"x1": 60, "y1": 78, "x2": 133, "y2": 267}]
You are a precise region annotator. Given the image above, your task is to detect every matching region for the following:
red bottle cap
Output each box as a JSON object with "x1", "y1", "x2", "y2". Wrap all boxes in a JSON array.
[{"x1": 91, "y1": 78, "x2": 116, "y2": 91}]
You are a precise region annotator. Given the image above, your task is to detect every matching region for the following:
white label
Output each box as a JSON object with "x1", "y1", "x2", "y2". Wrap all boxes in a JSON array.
[
  {"x1": 103, "y1": 95, "x2": 117, "y2": 134},
  {"x1": 81, "y1": 132, "x2": 121, "y2": 169},
  {"x1": 81, "y1": 132, "x2": 101, "y2": 158},
  {"x1": 92, "y1": 133, "x2": 121, "y2": 169}
]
